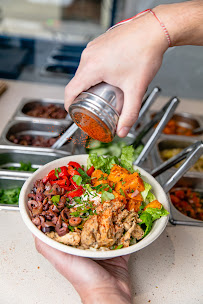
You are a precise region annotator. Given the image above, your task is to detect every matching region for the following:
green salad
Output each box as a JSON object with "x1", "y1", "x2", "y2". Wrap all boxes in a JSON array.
[
  {"x1": 7, "y1": 161, "x2": 37, "y2": 172},
  {"x1": 0, "y1": 187, "x2": 21, "y2": 205},
  {"x1": 86, "y1": 139, "x2": 144, "y2": 160}
]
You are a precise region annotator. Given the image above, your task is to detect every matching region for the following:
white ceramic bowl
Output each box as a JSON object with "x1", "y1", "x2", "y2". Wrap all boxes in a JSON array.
[{"x1": 19, "y1": 154, "x2": 169, "y2": 259}]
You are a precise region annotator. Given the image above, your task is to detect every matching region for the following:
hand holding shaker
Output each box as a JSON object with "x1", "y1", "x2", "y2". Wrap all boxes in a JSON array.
[{"x1": 68, "y1": 82, "x2": 124, "y2": 143}]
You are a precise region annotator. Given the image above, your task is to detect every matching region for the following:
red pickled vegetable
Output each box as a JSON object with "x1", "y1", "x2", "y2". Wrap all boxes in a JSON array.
[{"x1": 86, "y1": 166, "x2": 95, "y2": 176}]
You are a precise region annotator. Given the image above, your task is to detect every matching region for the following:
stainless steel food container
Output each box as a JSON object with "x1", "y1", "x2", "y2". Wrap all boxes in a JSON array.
[
  {"x1": 0, "y1": 145, "x2": 71, "y2": 173},
  {"x1": 47, "y1": 51, "x2": 81, "y2": 66},
  {"x1": 153, "y1": 135, "x2": 202, "y2": 175},
  {"x1": 0, "y1": 119, "x2": 74, "y2": 152},
  {"x1": 167, "y1": 172, "x2": 203, "y2": 226},
  {"x1": 151, "y1": 134, "x2": 203, "y2": 226},
  {"x1": 0, "y1": 174, "x2": 28, "y2": 210},
  {"x1": 13, "y1": 98, "x2": 70, "y2": 124},
  {"x1": 148, "y1": 111, "x2": 203, "y2": 139},
  {"x1": 40, "y1": 63, "x2": 78, "y2": 79}
]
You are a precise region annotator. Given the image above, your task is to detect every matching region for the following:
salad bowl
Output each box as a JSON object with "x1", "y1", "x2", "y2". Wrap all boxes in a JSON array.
[{"x1": 19, "y1": 154, "x2": 170, "y2": 259}]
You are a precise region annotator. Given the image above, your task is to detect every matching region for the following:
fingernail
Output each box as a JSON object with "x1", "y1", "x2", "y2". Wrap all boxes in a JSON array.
[{"x1": 118, "y1": 127, "x2": 130, "y2": 137}]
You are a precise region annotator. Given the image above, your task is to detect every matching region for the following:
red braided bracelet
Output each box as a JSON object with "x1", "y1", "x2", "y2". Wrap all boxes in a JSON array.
[
  {"x1": 108, "y1": 8, "x2": 171, "y2": 47},
  {"x1": 149, "y1": 9, "x2": 171, "y2": 47}
]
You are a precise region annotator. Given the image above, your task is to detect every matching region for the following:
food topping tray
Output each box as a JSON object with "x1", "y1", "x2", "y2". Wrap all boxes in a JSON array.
[{"x1": 0, "y1": 95, "x2": 202, "y2": 224}]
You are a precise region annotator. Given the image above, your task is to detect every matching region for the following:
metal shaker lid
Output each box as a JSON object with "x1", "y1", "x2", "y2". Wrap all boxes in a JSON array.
[{"x1": 69, "y1": 83, "x2": 124, "y2": 143}]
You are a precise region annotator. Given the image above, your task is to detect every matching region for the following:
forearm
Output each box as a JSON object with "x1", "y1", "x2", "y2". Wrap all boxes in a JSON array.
[{"x1": 154, "y1": 0, "x2": 203, "y2": 46}]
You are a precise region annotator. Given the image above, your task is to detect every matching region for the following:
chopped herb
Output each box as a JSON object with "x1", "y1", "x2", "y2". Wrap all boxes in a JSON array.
[
  {"x1": 92, "y1": 184, "x2": 103, "y2": 190},
  {"x1": 84, "y1": 184, "x2": 94, "y2": 193},
  {"x1": 74, "y1": 196, "x2": 82, "y2": 203},
  {"x1": 70, "y1": 211, "x2": 81, "y2": 217},
  {"x1": 98, "y1": 175, "x2": 104, "y2": 181},
  {"x1": 108, "y1": 187, "x2": 113, "y2": 193},
  {"x1": 120, "y1": 189, "x2": 125, "y2": 196},
  {"x1": 77, "y1": 168, "x2": 91, "y2": 183},
  {"x1": 72, "y1": 175, "x2": 82, "y2": 186},
  {"x1": 51, "y1": 195, "x2": 60, "y2": 205},
  {"x1": 55, "y1": 168, "x2": 59, "y2": 179},
  {"x1": 93, "y1": 184, "x2": 112, "y2": 193},
  {"x1": 101, "y1": 191, "x2": 115, "y2": 203},
  {"x1": 68, "y1": 225, "x2": 75, "y2": 232},
  {"x1": 0, "y1": 187, "x2": 21, "y2": 205},
  {"x1": 121, "y1": 181, "x2": 126, "y2": 185},
  {"x1": 58, "y1": 168, "x2": 61, "y2": 173},
  {"x1": 131, "y1": 189, "x2": 134, "y2": 193},
  {"x1": 112, "y1": 183, "x2": 116, "y2": 190},
  {"x1": 49, "y1": 189, "x2": 53, "y2": 193},
  {"x1": 7, "y1": 161, "x2": 36, "y2": 172},
  {"x1": 115, "y1": 244, "x2": 123, "y2": 250}
]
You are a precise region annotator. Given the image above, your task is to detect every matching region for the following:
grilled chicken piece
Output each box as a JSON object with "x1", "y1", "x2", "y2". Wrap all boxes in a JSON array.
[
  {"x1": 119, "y1": 222, "x2": 136, "y2": 247},
  {"x1": 123, "y1": 211, "x2": 139, "y2": 231},
  {"x1": 116, "y1": 209, "x2": 129, "y2": 224},
  {"x1": 97, "y1": 208, "x2": 115, "y2": 247},
  {"x1": 114, "y1": 224, "x2": 124, "y2": 241},
  {"x1": 81, "y1": 215, "x2": 98, "y2": 249},
  {"x1": 47, "y1": 231, "x2": 81, "y2": 246},
  {"x1": 132, "y1": 225, "x2": 144, "y2": 240}
]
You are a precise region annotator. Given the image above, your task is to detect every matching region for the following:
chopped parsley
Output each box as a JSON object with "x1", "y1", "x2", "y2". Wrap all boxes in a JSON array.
[
  {"x1": 51, "y1": 195, "x2": 60, "y2": 205},
  {"x1": 77, "y1": 168, "x2": 91, "y2": 183},
  {"x1": 120, "y1": 189, "x2": 125, "y2": 197},
  {"x1": 101, "y1": 191, "x2": 115, "y2": 203},
  {"x1": 68, "y1": 225, "x2": 75, "y2": 232},
  {"x1": 74, "y1": 196, "x2": 82, "y2": 203},
  {"x1": 72, "y1": 175, "x2": 82, "y2": 186},
  {"x1": 54, "y1": 167, "x2": 61, "y2": 179}
]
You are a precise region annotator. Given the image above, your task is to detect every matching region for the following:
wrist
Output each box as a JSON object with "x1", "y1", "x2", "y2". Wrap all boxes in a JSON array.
[
  {"x1": 81, "y1": 287, "x2": 132, "y2": 304},
  {"x1": 79, "y1": 283, "x2": 131, "y2": 304},
  {"x1": 130, "y1": 10, "x2": 169, "y2": 54},
  {"x1": 153, "y1": 1, "x2": 203, "y2": 46}
]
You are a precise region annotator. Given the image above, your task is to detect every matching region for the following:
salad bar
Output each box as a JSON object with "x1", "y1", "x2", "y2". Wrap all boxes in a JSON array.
[{"x1": 0, "y1": 89, "x2": 203, "y2": 230}]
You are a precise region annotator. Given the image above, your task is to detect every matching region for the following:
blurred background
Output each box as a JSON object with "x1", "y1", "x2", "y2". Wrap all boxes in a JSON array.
[{"x1": 0, "y1": 0, "x2": 202, "y2": 99}]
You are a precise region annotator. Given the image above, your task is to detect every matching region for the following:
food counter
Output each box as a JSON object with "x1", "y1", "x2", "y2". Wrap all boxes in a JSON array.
[{"x1": 0, "y1": 79, "x2": 202, "y2": 304}]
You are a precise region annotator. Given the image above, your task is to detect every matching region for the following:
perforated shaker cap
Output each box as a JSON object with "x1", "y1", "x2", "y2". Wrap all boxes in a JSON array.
[{"x1": 69, "y1": 83, "x2": 123, "y2": 143}]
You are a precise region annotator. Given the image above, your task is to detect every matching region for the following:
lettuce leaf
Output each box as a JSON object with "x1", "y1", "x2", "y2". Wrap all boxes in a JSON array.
[
  {"x1": 87, "y1": 153, "x2": 119, "y2": 174},
  {"x1": 88, "y1": 145, "x2": 136, "y2": 174},
  {"x1": 141, "y1": 181, "x2": 152, "y2": 201},
  {"x1": 134, "y1": 144, "x2": 144, "y2": 161},
  {"x1": 120, "y1": 145, "x2": 134, "y2": 172},
  {"x1": 139, "y1": 212, "x2": 153, "y2": 236},
  {"x1": 144, "y1": 206, "x2": 169, "y2": 221},
  {"x1": 146, "y1": 191, "x2": 156, "y2": 203},
  {"x1": 139, "y1": 207, "x2": 169, "y2": 236}
]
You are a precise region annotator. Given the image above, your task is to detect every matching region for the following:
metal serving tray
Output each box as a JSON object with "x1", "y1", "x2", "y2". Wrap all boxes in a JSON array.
[
  {"x1": 150, "y1": 135, "x2": 203, "y2": 226},
  {"x1": 152, "y1": 135, "x2": 203, "y2": 174},
  {"x1": 0, "y1": 174, "x2": 28, "y2": 210},
  {"x1": 168, "y1": 172, "x2": 203, "y2": 226},
  {"x1": 0, "y1": 119, "x2": 74, "y2": 152},
  {"x1": 13, "y1": 98, "x2": 71, "y2": 124},
  {"x1": 47, "y1": 51, "x2": 81, "y2": 66},
  {"x1": 55, "y1": 44, "x2": 86, "y2": 54},
  {"x1": 149, "y1": 111, "x2": 203, "y2": 139},
  {"x1": 0, "y1": 145, "x2": 71, "y2": 174},
  {"x1": 40, "y1": 63, "x2": 78, "y2": 78}
]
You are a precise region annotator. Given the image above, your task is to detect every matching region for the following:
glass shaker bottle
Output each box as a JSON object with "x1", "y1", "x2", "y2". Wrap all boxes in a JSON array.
[{"x1": 69, "y1": 82, "x2": 124, "y2": 143}]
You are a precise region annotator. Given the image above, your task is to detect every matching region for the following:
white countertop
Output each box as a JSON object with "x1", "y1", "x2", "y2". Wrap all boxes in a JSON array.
[{"x1": 0, "y1": 80, "x2": 203, "y2": 304}]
